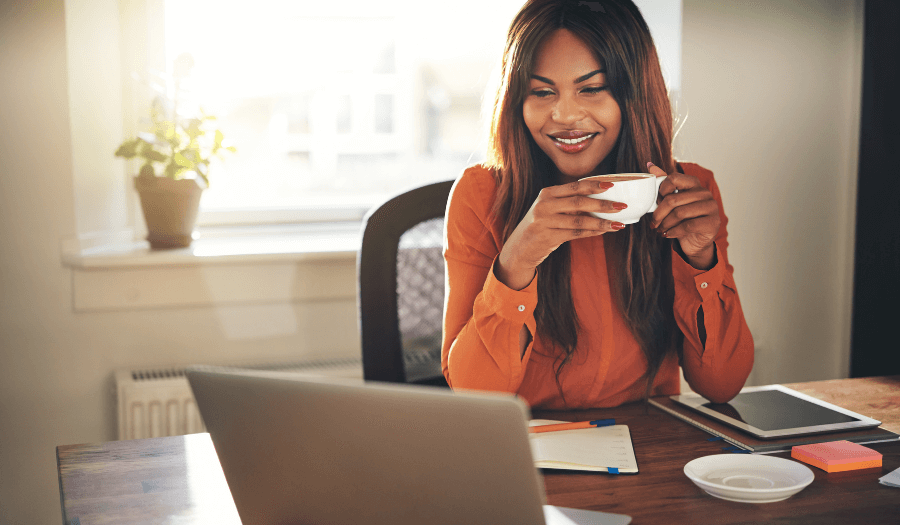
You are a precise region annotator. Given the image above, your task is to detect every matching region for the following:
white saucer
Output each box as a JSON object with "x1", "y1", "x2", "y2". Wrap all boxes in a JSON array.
[{"x1": 684, "y1": 454, "x2": 814, "y2": 503}]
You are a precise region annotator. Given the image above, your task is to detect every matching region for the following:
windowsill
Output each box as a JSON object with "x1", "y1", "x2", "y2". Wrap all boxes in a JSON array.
[
  {"x1": 62, "y1": 222, "x2": 363, "y2": 312},
  {"x1": 62, "y1": 221, "x2": 362, "y2": 269}
]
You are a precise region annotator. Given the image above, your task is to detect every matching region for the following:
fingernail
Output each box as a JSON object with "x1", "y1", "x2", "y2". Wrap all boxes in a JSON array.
[
  {"x1": 647, "y1": 161, "x2": 655, "y2": 169},
  {"x1": 612, "y1": 202, "x2": 628, "y2": 210},
  {"x1": 599, "y1": 182, "x2": 614, "y2": 189},
  {"x1": 612, "y1": 222, "x2": 625, "y2": 230},
  {"x1": 661, "y1": 230, "x2": 668, "y2": 237}
]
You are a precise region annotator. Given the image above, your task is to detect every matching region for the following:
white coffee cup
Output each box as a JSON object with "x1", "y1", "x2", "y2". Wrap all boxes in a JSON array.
[{"x1": 582, "y1": 173, "x2": 666, "y2": 224}]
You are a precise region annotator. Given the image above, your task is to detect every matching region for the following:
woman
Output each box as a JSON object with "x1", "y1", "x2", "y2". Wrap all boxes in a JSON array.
[{"x1": 440, "y1": 0, "x2": 754, "y2": 409}]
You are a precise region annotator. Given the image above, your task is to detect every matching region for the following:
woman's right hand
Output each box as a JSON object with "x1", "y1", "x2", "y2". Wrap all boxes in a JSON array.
[{"x1": 495, "y1": 178, "x2": 626, "y2": 290}]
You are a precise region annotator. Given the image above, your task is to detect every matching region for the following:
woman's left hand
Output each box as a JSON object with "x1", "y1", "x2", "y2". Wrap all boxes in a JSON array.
[{"x1": 648, "y1": 162, "x2": 720, "y2": 270}]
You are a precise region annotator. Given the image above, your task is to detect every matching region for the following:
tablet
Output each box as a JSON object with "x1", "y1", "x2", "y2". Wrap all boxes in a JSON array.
[{"x1": 670, "y1": 385, "x2": 881, "y2": 439}]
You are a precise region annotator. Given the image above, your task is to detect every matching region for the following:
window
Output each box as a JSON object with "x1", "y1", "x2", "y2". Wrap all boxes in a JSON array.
[
  {"x1": 161, "y1": 0, "x2": 681, "y2": 226},
  {"x1": 162, "y1": 0, "x2": 524, "y2": 225}
]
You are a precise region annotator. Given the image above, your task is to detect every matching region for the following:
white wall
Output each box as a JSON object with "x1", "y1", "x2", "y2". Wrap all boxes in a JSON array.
[
  {"x1": 679, "y1": 0, "x2": 862, "y2": 386},
  {"x1": 0, "y1": 1, "x2": 862, "y2": 523}
]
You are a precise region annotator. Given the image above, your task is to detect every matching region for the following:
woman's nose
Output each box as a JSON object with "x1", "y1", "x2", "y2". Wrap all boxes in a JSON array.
[{"x1": 551, "y1": 94, "x2": 586, "y2": 124}]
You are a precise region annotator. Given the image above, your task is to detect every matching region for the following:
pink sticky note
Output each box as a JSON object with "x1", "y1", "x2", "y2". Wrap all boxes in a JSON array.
[{"x1": 792, "y1": 441, "x2": 882, "y2": 473}]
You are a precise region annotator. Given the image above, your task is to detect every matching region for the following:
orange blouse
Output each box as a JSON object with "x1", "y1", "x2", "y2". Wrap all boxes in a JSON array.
[{"x1": 441, "y1": 163, "x2": 754, "y2": 409}]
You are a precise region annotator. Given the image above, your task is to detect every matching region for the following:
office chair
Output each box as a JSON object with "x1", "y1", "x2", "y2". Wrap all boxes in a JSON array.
[{"x1": 358, "y1": 179, "x2": 455, "y2": 387}]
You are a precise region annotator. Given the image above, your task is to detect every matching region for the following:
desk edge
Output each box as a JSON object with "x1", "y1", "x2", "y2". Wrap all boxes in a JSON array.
[{"x1": 56, "y1": 446, "x2": 68, "y2": 525}]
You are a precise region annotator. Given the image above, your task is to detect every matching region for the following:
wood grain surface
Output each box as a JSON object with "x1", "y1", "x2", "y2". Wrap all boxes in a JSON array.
[
  {"x1": 57, "y1": 377, "x2": 900, "y2": 524},
  {"x1": 783, "y1": 376, "x2": 900, "y2": 434},
  {"x1": 57, "y1": 432, "x2": 240, "y2": 525},
  {"x1": 535, "y1": 393, "x2": 900, "y2": 524}
]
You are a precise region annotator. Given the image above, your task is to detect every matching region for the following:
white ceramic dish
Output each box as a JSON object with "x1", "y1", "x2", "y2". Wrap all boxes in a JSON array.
[
  {"x1": 581, "y1": 173, "x2": 665, "y2": 224},
  {"x1": 684, "y1": 454, "x2": 815, "y2": 503}
]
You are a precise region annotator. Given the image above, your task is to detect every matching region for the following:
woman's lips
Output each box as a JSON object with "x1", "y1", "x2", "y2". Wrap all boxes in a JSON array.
[{"x1": 549, "y1": 132, "x2": 597, "y2": 153}]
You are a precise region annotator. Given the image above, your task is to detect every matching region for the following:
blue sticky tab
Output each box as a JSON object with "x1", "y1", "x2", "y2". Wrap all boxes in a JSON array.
[
  {"x1": 707, "y1": 436, "x2": 724, "y2": 441},
  {"x1": 608, "y1": 467, "x2": 619, "y2": 474},
  {"x1": 590, "y1": 419, "x2": 615, "y2": 427}
]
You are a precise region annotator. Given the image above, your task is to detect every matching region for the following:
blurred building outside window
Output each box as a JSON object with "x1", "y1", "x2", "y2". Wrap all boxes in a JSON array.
[
  {"x1": 161, "y1": 0, "x2": 522, "y2": 226},
  {"x1": 160, "y1": 0, "x2": 680, "y2": 227}
]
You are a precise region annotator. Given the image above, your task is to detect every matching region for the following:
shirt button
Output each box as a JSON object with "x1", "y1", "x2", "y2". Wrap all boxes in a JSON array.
[
  {"x1": 700, "y1": 282, "x2": 708, "y2": 289},
  {"x1": 518, "y1": 305, "x2": 525, "y2": 312}
]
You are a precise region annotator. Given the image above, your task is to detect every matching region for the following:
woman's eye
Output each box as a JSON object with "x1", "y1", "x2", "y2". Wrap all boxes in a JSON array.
[
  {"x1": 582, "y1": 86, "x2": 608, "y2": 94},
  {"x1": 531, "y1": 89, "x2": 554, "y2": 98}
]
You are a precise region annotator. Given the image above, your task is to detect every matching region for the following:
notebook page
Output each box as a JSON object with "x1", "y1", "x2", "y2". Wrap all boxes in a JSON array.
[{"x1": 529, "y1": 422, "x2": 637, "y2": 470}]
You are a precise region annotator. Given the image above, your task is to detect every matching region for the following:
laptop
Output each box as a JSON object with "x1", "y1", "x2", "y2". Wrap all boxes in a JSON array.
[{"x1": 186, "y1": 367, "x2": 631, "y2": 525}]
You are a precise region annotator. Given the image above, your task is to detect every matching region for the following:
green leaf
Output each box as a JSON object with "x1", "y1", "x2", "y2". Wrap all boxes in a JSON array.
[
  {"x1": 185, "y1": 119, "x2": 203, "y2": 139},
  {"x1": 132, "y1": 100, "x2": 234, "y2": 184},
  {"x1": 114, "y1": 139, "x2": 141, "y2": 158},
  {"x1": 140, "y1": 148, "x2": 168, "y2": 163},
  {"x1": 173, "y1": 152, "x2": 195, "y2": 169},
  {"x1": 182, "y1": 144, "x2": 201, "y2": 161},
  {"x1": 153, "y1": 121, "x2": 172, "y2": 143}
]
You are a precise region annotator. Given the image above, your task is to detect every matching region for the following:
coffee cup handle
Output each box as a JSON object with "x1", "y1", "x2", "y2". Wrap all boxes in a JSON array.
[{"x1": 648, "y1": 175, "x2": 667, "y2": 213}]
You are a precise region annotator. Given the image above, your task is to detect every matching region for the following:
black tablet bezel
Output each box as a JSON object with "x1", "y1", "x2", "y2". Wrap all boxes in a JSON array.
[{"x1": 670, "y1": 385, "x2": 881, "y2": 439}]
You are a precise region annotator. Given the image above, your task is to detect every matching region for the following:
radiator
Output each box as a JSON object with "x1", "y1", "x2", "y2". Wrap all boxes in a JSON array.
[{"x1": 115, "y1": 357, "x2": 363, "y2": 440}]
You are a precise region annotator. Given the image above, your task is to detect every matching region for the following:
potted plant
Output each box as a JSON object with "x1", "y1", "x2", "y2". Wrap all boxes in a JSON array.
[{"x1": 115, "y1": 54, "x2": 235, "y2": 249}]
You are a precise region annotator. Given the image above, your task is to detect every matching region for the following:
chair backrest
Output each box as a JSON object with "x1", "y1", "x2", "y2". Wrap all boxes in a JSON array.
[{"x1": 358, "y1": 179, "x2": 455, "y2": 386}]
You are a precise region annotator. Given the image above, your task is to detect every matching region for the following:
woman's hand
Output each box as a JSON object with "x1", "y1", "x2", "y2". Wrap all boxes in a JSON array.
[
  {"x1": 496, "y1": 178, "x2": 626, "y2": 290},
  {"x1": 648, "y1": 162, "x2": 720, "y2": 270}
]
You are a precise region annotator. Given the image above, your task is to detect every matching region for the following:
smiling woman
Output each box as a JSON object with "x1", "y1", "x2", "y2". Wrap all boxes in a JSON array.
[
  {"x1": 441, "y1": 0, "x2": 754, "y2": 409},
  {"x1": 523, "y1": 30, "x2": 622, "y2": 181}
]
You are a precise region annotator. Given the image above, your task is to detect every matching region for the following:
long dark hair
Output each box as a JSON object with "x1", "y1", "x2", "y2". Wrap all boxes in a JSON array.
[{"x1": 485, "y1": 0, "x2": 679, "y2": 402}]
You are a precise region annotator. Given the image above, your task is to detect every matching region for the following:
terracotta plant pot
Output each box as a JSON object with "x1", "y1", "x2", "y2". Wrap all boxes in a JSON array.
[{"x1": 135, "y1": 175, "x2": 204, "y2": 249}]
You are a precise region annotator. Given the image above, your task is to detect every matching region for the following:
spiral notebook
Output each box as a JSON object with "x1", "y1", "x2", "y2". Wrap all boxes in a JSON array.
[{"x1": 529, "y1": 420, "x2": 639, "y2": 474}]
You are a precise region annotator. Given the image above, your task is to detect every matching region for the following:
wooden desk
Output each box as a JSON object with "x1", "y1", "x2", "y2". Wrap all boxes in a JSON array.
[{"x1": 57, "y1": 376, "x2": 900, "y2": 524}]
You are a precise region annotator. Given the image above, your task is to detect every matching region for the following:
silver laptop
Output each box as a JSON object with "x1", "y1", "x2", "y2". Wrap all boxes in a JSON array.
[{"x1": 187, "y1": 367, "x2": 631, "y2": 525}]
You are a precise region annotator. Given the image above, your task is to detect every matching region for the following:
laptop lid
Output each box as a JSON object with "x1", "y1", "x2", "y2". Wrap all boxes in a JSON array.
[{"x1": 187, "y1": 367, "x2": 547, "y2": 525}]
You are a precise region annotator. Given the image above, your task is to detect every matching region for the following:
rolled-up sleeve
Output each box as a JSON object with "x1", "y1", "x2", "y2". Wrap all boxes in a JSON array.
[{"x1": 673, "y1": 165, "x2": 754, "y2": 403}]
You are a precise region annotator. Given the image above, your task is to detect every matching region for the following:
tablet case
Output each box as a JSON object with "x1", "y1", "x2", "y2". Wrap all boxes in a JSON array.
[{"x1": 648, "y1": 395, "x2": 899, "y2": 454}]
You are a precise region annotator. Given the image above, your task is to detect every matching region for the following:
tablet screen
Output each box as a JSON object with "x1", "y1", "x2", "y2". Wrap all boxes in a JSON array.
[{"x1": 702, "y1": 390, "x2": 859, "y2": 431}]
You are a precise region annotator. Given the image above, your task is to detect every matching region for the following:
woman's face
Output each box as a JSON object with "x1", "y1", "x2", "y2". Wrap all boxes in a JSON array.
[{"x1": 522, "y1": 29, "x2": 622, "y2": 182}]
